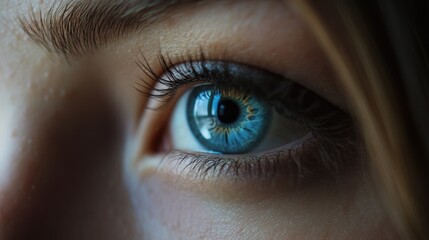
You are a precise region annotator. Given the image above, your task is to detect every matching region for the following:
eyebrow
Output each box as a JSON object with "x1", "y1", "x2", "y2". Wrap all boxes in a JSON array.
[{"x1": 20, "y1": 0, "x2": 199, "y2": 60}]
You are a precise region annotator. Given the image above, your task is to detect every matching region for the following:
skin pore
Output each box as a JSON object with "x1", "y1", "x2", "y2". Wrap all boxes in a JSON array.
[{"x1": 0, "y1": 0, "x2": 397, "y2": 239}]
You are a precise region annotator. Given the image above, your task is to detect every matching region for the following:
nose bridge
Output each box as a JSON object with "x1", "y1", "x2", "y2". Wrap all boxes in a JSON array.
[{"x1": 0, "y1": 63, "x2": 135, "y2": 239}]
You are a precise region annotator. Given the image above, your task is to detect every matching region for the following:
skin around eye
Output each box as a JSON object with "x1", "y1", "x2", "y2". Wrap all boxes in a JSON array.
[
  {"x1": 120, "y1": 0, "x2": 393, "y2": 230},
  {"x1": 123, "y1": 1, "x2": 395, "y2": 237}
]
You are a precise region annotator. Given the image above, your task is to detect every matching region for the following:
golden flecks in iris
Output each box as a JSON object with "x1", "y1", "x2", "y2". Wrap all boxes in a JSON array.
[
  {"x1": 209, "y1": 89, "x2": 262, "y2": 134},
  {"x1": 210, "y1": 125, "x2": 234, "y2": 135},
  {"x1": 245, "y1": 102, "x2": 260, "y2": 122},
  {"x1": 218, "y1": 89, "x2": 251, "y2": 104}
]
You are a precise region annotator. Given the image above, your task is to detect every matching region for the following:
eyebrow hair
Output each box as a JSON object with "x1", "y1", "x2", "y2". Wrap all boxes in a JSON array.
[{"x1": 20, "y1": 0, "x2": 198, "y2": 60}]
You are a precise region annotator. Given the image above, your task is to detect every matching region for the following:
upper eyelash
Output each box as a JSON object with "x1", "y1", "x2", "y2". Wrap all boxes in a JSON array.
[
  {"x1": 134, "y1": 52, "x2": 352, "y2": 130},
  {"x1": 134, "y1": 50, "x2": 213, "y2": 103},
  {"x1": 135, "y1": 50, "x2": 356, "y2": 138}
]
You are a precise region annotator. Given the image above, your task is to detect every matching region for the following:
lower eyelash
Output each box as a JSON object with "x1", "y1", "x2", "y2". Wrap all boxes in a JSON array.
[{"x1": 157, "y1": 137, "x2": 351, "y2": 185}]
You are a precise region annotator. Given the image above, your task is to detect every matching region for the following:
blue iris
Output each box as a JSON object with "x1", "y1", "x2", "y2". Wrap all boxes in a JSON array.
[{"x1": 187, "y1": 85, "x2": 272, "y2": 154}]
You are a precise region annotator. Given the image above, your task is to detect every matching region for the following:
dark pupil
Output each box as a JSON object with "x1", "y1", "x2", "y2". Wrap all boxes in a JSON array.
[{"x1": 217, "y1": 99, "x2": 240, "y2": 124}]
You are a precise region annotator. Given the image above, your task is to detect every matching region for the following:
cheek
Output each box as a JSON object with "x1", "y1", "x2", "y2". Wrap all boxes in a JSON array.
[
  {"x1": 0, "y1": 59, "x2": 139, "y2": 238},
  {"x1": 132, "y1": 174, "x2": 257, "y2": 239},
  {"x1": 129, "y1": 161, "x2": 398, "y2": 239}
]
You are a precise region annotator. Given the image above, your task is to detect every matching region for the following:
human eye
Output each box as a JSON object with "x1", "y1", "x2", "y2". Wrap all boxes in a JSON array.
[
  {"x1": 6, "y1": 0, "x2": 409, "y2": 237},
  {"x1": 137, "y1": 55, "x2": 356, "y2": 182}
]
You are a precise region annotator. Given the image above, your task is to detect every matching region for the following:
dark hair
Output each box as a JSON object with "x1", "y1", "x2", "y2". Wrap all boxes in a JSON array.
[{"x1": 295, "y1": 0, "x2": 429, "y2": 238}]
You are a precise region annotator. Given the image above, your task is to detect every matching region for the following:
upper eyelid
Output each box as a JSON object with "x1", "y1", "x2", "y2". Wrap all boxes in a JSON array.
[
  {"x1": 136, "y1": 55, "x2": 301, "y2": 107},
  {"x1": 18, "y1": 0, "x2": 204, "y2": 60},
  {"x1": 136, "y1": 56, "x2": 352, "y2": 135}
]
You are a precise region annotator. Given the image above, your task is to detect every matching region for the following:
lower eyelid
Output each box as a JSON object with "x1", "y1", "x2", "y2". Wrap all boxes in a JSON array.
[{"x1": 149, "y1": 137, "x2": 331, "y2": 184}]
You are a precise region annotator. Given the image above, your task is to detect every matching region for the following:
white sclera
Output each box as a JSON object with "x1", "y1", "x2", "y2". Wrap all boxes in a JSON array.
[
  {"x1": 170, "y1": 90, "x2": 208, "y2": 152},
  {"x1": 169, "y1": 87, "x2": 310, "y2": 154}
]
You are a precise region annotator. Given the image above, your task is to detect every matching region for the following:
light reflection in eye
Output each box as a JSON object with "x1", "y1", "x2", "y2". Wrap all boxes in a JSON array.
[
  {"x1": 170, "y1": 83, "x2": 309, "y2": 155},
  {"x1": 187, "y1": 84, "x2": 272, "y2": 154}
]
